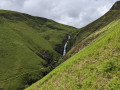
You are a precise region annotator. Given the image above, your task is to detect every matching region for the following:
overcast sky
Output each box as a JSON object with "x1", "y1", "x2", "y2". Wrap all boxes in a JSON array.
[{"x1": 0, "y1": 0, "x2": 118, "y2": 28}]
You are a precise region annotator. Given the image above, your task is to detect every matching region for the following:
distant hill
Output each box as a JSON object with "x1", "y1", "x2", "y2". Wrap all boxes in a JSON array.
[
  {"x1": 26, "y1": 1, "x2": 120, "y2": 90},
  {"x1": 0, "y1": 10, "x2": 76, "y2": 90}
]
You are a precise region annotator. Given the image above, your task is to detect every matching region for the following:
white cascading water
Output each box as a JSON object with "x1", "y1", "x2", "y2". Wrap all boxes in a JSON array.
[{"x1": 63, "y1": 35, "x2": 70, "y2": 56}]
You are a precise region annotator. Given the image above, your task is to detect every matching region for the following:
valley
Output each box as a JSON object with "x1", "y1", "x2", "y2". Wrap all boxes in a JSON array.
[
  {"x1": 0, "y1": 10, "x2": 77, "y2": 90},
  {"x1": 0, "y1": 1, "x2": 120, "y2": 90},
  {"x1": 26, "y1": 1, "x2": 120, "y2": 90}
]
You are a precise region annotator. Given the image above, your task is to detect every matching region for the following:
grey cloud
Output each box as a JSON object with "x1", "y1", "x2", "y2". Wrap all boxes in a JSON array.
[{"x1": 0, "y1": 0, "x2": 118, "y2": 28}]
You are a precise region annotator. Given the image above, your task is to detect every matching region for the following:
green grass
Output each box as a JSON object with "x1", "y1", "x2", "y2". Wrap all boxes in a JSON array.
[
  {"x1": 26, "y1": 19, "x2": 120, "y2": 90},
  {"x1": 1, "y1": 2, "x2": 120, "y2": 90},
  {"x1": 0, "y1": 10, "x2": 76, "y2": 90}
]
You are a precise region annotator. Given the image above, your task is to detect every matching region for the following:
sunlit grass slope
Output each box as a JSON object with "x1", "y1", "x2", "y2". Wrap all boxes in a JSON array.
[
  {"x1": 0, "y1": 10, "x2": 76, "y2": 90},
  {"x1": 26, "y1": 19, "x2": 120, "y2": 90}
]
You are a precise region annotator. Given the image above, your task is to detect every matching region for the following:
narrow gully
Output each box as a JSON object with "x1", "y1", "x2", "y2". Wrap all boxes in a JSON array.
[{"x1": 63, "y1": 35, "x2": 70, "y2": 56}]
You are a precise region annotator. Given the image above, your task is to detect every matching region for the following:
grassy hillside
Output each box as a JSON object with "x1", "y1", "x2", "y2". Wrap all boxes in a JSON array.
[
  {"x1": 0, "y1": 10, "x2": 76, "y2": 90},
  {"x1": 26, "y1": 1, "x2": 120, "y2": 90},
  {"x1": 26, "y1": 16, "x2": 120, "y2": 90}
]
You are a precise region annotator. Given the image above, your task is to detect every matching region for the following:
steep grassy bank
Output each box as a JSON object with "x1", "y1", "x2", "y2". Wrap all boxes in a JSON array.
[
  {"x1": 26, "y1": 17, "x2": 120, "y2": 90},
  {"x1": 64, "y1": 1, "x2": 120, "y2": 60},
  {"x1": 0, "y1": 10, "x2": 77, "y2": 90}
]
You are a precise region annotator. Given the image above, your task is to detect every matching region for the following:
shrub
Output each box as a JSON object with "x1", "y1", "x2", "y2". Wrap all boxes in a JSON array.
[
  {"x1": 77, "y1": 84, "x2": 82, "y2": 89},
  {"x1": 102, "y1": 60, "x2": 116, "y2": 73}
]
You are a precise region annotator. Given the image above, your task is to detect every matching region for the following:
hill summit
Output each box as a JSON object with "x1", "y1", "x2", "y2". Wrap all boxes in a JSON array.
[{"x1": 111, "y1": 1, "x2": 120, "y2": 10}]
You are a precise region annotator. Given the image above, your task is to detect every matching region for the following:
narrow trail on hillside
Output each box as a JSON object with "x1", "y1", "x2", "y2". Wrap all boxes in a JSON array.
[{"x1": 63, "y1": 35, "x2": 70, "y2": 56}]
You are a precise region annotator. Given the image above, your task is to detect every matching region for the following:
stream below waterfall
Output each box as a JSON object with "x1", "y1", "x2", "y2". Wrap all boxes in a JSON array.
[{"x1": 63, "y1": 35, "x2": 70, "y2": 56}]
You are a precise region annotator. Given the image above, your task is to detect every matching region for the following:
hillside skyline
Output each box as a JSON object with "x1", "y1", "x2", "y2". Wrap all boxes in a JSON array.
[
  {"x1": 0, "y1": 1, "x2": 120, "y2": 89},
  {"x1": 0, "y1": 0, "x2": 118, "y2": 28}
]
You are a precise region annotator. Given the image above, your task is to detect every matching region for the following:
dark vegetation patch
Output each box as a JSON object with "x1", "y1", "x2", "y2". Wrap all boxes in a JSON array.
[
  {"x1": 55, "y1": 44, "x2": 64, "y2": 55},
  {"x1": 23, "y1": 72, "x2": 44, "y2": 87},
  {"x1": 44, "y1": 35, "x2": 50, "y2": 40},
  {"x1": 101, "y1": 60, "x2": 119, "y2": 73},
  {"x1": 40, "y1": 29, "x2": 47, "y2": 33},
  {"x1": 55, "y1": 36, "x2": 68, "y2": 55},
  {"x1": 77, "y1": 84, "x2": 82, "y2": 89},
  {"x1": 111, "y1": 1, "x2": 120, "y2": 10},
  {"x1": 46, "y1": 25, "x2": 64, "y2": 31},
  {"x1": 25, "y1": 17, "x2": 48, "y2": 30},
  {"x1": 0, "y1": 13, "x2": 27, "y2": 23}
]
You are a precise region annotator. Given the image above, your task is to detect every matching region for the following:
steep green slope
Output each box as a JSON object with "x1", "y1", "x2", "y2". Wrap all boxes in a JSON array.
[
  {"x1": 26, "y1": 2, "x2": 120, "y2": 90},
  {"x1": 0, "y1": 10, "x2": 76, "y2": 90},
  {"x1": 64, "y1": 1, "x2": 120, "y2": 60},
  {"x1": 26, "y1": 16, "x2": 120, "y2": 90}
]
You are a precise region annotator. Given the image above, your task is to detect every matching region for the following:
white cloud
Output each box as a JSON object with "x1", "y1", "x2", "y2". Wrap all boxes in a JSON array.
[{"x1": 0, "y1": 0, "x2": 118, "y2": 28}]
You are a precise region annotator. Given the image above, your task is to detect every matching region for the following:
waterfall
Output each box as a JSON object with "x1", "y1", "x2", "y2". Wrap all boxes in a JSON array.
[{"x1": 63, "y1": 35, "x2": 70, "y2": 56}]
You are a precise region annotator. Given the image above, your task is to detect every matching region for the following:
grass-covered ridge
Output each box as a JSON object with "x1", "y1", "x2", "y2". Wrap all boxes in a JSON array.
[
  {"x1": 0, "y1": 10, "x2": 77, "y2": 90},
  {"x1": 26, "y1": 18, "x2": 120, "y2": 90},
  {"x1": 64, "y1": 3, "x2": 120, "y2": 60}
]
